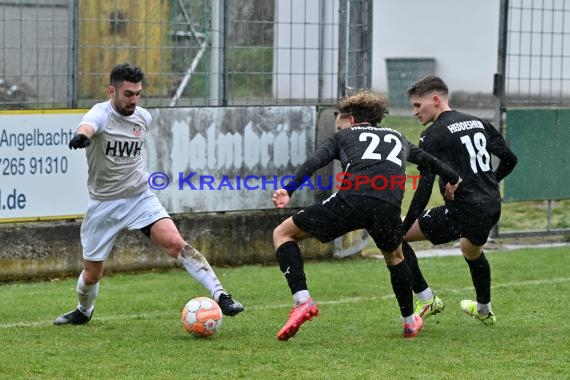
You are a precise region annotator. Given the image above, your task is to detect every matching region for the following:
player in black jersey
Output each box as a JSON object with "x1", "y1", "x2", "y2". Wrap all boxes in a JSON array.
[
  {"x1": 402, "y1": 76, "x2": 518, "y2": 325},
  {"x1": 271, "y1": 90, "x2": 462, "y2": 341}
]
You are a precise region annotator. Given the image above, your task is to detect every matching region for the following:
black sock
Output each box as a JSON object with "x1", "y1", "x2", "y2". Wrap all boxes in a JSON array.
[
  {"x1": 387, "y1": 261, "x2": 414, "y2": 318},
  {"x1": 465, "y1": 252, "x2": 491, "y2": 304},
  {"x1": 402, "y1": 241, "x2": 429, "y2": 294},
  {"x1": 276, "y1": 241, "x2": 307, "y2": 294}
]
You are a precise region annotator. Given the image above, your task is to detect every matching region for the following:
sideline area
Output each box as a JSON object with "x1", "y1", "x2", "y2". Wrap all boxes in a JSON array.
[
  {"x1": 415, "y1": 241, "x2": 570, "y2": 258},
  {"x1": 362, "y1": 235, "x2": 570, "y2": 259}
]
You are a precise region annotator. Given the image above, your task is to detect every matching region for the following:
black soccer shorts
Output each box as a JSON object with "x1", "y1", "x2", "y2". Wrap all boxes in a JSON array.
[
  {"x1": 292, "y1": 194, "x2": 402, "y2": 252},
  {"x1": 417, "y1": 201, "x2": 501, "y2": 246}
]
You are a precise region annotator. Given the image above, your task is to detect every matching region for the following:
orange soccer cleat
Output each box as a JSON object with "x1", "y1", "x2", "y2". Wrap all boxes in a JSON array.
[
  {"x1": 277, "y1": 298, "x2": 319, "y2": 341},
  {"x1": 403, "y1": 314, "x2": 424, "y2": 338}
]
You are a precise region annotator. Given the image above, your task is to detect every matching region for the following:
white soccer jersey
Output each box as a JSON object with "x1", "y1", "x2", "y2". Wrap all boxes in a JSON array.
[{"x1": 79, "y1": 101, "x2": 151, "y2": 200}]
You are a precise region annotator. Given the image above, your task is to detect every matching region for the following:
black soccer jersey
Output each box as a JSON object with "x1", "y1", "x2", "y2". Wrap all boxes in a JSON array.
[
  {"x1": 285, "y1": 123, "x2": 460, "y2": 209},
  {"x1": 419, "y1": 110, "x2": 517, "y2": 204},
  {"x1": 401, "y1": 110, "x2": 517, "y2": 234}
]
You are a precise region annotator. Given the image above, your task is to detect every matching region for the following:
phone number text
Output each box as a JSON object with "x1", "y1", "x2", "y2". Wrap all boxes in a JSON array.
[{"x1": 1, "y1": 156, "x2": 69, "y2": 175}]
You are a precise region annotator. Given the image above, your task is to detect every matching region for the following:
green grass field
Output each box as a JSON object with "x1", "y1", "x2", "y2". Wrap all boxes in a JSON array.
[
  {"x1": 0, "y1": 116, "x2": 567, "y2": 379},
  {"x1": 0, "y1": 246, "x2": 568, "y2": 379}
]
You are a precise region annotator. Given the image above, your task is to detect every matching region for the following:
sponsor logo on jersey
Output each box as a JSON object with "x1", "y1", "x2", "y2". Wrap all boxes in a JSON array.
[
  {"x1": 132, "y1": 125, "x2": 143, "y2": 138},
  {"x1": 105, "y1": 140, "x2": 144, "y2": 157}
]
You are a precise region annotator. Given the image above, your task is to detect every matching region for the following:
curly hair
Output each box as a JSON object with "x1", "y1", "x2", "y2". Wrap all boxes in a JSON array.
[
  {"x1": 109, "y1": 63, "x2": 144, "y2": 87},
  {"x1": 337, "y1": 89, "x2": 389, "y2": 124}
]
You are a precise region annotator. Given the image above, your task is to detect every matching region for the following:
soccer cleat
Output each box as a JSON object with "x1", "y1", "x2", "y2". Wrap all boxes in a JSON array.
[
  {"x1": 53, "y1": 308, "x2": 93, "y2": 325},
  {"x1": 217, "y1": 293, "x2": 244, "y2": 317},
  {"x1": 403, "y1": 314, "x2": 424, "y2": 338},
  {"x1": 414, "y1": 295, "x2": 445, "y2": 319},
  {"x1": 460, "y1": 300, "x2": 496, "y2": 325},
  {"x1": 277, "y1": 298, "x2": 319, "y2": 341}
]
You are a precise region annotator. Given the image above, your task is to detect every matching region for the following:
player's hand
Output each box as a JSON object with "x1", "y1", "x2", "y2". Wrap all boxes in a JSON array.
[
  {"x1": 272, "y1": 188, "x2": 291, "y2": 208},
  {"x1": 444, "y1": 177, "x2": 462, "y2": 201},
  {"x1": 69, "y1": 133, "x2": 91, "y2": 150}
]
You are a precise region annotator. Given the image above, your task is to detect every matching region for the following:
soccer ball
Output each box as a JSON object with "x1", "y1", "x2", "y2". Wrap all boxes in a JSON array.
[{"x1": 181, "y1": 297, "x2": 223, "y2": 337}]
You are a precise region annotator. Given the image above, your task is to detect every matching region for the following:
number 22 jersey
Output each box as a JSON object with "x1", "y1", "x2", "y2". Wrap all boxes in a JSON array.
[{"x1": 286, "y1": 124, "x2": 459, "y2": 209}]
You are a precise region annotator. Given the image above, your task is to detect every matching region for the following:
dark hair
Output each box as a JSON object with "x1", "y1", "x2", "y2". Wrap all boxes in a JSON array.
[
  {"x1": 337, "y1": 89, "x2": 389, "y2": 124},
  {"x1": 407, "y1": 75, "x2": 449, "y2": 98},
  {"x1": 109, "y1": 63, "x2": 144, "y2": 87}
]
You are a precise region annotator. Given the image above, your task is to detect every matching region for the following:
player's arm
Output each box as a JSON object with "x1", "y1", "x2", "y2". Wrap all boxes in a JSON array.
[
  {"x1": 401, "y1": 169, "x2": 435, "y2": 234},
  {"x1": 69, "y1": 123, "x2": 96, "y2": 150},
  {"x1": 272, "y1": 136, "x2": 337, "y2": 208},
  {"x1": 283, "y1": 136, "x2": 336, "y2": 197},
  {"x1": 486, "y1": 123, "x2": 518, "y2": 181},
  {"x1": 408, "y1": 144, "x2": 461, "y2": 186},
  {"x1": 402, "y1": 144, "x2": 461, "y2": 233}
]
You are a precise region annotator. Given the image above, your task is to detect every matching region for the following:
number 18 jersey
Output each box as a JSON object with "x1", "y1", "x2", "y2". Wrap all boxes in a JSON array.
[{"x1": 418, "y1": 110, "x2": 509, "y2": 205}]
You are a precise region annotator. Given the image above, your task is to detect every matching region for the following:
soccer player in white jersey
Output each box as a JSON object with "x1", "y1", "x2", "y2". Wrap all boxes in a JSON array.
[{"x1": 54, "y1": 63, "x2": 243, "y2": 325}]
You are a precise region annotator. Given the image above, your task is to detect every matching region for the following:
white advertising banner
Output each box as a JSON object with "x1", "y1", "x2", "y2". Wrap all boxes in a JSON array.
[
  {"x1": 0, "y1": 110, "x2": 89, "y2": 222},
  {"x1": 0, "y1": 106, "x2": 318, "y2": 221},
  {"x1": 146, "y1": 106, "x2": 317, "y2": 213}
]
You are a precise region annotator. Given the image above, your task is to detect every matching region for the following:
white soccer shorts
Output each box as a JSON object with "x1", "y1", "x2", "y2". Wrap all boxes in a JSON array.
[{"x1": 80, "y1": 189, "x2": 170, "y2": 261}]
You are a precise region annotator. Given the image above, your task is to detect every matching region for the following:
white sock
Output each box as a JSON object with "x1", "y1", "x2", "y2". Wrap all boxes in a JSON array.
[
  {"x1": 477, "y1": 302, "x2": 492, "y2": 315},
  {"x1": 292, "y1": 290, "x2": 310, "y2": 306},
  {"x1": 403, "y1": 314, "x2": 416, "y2": 324},
  {"x1": 76, "y1": 270, "x2": 98, "y2": 316},
  {"x1": 416, "y1": 288, "x2": 434, "y2": 302},
  {"x1": 177, "y1": 245, "x2": 225, "y2": 301}
]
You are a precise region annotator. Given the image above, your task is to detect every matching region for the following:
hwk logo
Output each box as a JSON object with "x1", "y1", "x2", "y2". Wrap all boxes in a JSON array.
[{"x1": 105, "y1": 140, "x2": 144, "y2": 157}]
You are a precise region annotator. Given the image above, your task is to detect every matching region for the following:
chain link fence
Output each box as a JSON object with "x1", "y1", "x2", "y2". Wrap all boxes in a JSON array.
[
  {"x1": 494, "y1": 0, "x2": 570, "y2": 237},
  {"x1": 0, "y1": 0, "x2": 372, "y2": 109},
  {"x1": 496, "y1": 0, "x2": 570, "y2": 107}
]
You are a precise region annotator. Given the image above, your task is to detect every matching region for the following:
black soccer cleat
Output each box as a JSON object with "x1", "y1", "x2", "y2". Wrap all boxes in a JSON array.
[
  {"x1": 53, "y1": 308, "x2": 93, "y2": 326},
  {"x1": 217, "y1": 294, "x2": 244, "y2": 317}
]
